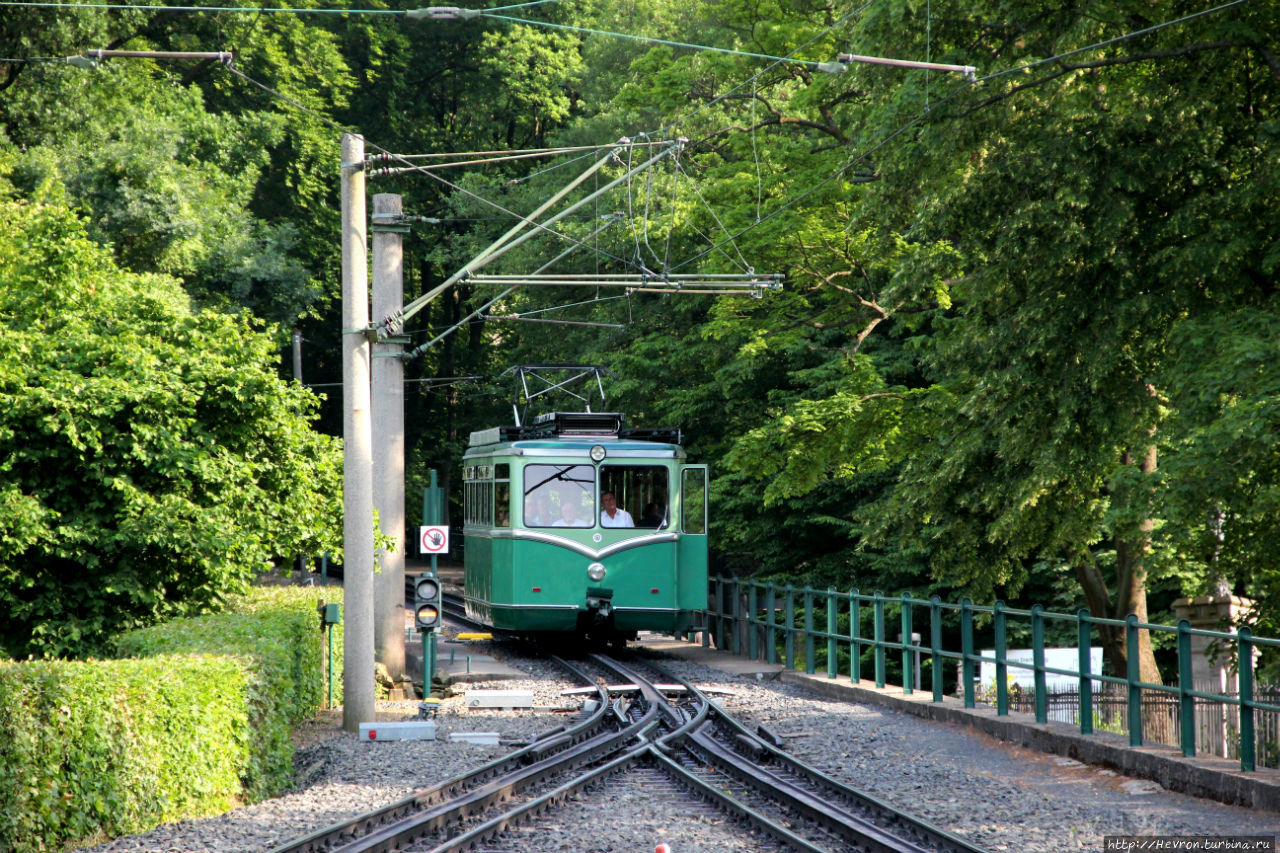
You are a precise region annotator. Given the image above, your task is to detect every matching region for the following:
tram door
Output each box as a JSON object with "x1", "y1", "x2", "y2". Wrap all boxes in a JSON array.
[{"x1": 676, "y1": 466, "x2": 709, "y2": 618}]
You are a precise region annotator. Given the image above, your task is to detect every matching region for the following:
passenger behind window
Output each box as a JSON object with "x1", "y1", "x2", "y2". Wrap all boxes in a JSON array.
[
  {"x1": 555, "y1": 499, "x2": 586, "y2": 525},
  {"x1": 639, "y1": 502, "x2": 665, "y2": 528},
  {"x1": 526, "y1": 493, "x2": 552, "y2": 527}
]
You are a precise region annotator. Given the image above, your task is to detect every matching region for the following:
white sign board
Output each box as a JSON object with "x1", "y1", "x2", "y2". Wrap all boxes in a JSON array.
[
  {"x1": 980, "y1": 647, "x2": 1103, "y2": 692},
  {"x1": 419, "y1": 525, "x2": 449, "y2": 555}
]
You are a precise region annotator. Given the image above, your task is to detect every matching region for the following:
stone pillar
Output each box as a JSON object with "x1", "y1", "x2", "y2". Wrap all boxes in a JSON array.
[{"x1": 1171, "y1": 593, "x2": 1256, "y2": 757}]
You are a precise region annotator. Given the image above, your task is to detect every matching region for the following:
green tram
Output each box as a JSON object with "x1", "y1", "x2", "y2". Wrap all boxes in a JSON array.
[{"x1": 461, "y1": 411, "x2": 708, "y2": 643}]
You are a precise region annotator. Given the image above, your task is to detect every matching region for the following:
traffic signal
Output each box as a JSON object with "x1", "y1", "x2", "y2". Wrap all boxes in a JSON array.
[{"x1": 414, "y1": 574, "x2": 442, "y2": 631}]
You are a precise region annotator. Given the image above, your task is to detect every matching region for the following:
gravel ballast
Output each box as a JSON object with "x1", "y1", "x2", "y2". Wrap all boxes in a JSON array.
[{"x1": 81, "y1": 644, "x2": 1279, "y2": 852}]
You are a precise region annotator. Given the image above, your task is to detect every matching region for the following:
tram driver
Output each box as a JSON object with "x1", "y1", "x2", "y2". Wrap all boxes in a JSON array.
[{"x1": 600, "y1": 491, "x2": 634, "y2": 528}]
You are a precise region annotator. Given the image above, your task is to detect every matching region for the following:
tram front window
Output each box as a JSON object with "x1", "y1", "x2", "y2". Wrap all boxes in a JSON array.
[
  {"x1": 600, "y1": 465, "x2": 668, "y2": 529},
  {"x1": 524, "y1": 464, "x2": 594, "y2": 528}
]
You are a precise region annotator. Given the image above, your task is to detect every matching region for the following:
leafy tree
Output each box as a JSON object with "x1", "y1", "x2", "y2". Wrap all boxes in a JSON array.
[
  {"x1": 0, "y1": 183, "x2": 342, "y2": 659},
  {"x1": 702, "y1": 0, "x2": 1280, "y2": 677},
  {"x1": 0, "y1": 2, "x2": 351, "y2": 328}
]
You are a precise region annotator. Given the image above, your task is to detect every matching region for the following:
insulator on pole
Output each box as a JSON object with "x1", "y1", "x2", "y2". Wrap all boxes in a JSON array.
[{"x1": 405, "y1": 6, "x2": 481, "y2": 20}]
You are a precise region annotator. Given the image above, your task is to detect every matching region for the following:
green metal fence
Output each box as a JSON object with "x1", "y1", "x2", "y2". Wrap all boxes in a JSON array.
[{"x1": 699, "y1": 578, "x2": 1280, "y2": 772}]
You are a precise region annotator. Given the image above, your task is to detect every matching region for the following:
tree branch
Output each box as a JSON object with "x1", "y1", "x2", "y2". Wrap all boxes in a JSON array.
[
  {"x1": 1256, "y1": 42, "x2": 1280, "y2": 83},
  {"x1": 0, "y1": 63, "x2": 23, "y2": 94},
  {"x1": 955, "y1": 41, "x2": 1249, "y2": 115}
]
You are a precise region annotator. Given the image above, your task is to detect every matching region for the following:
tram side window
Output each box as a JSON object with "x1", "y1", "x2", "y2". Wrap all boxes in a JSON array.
[
  {"x1": 494, "y1": 463, "x2": 511, "y2": 528},
  {"x1": 681, "y1": 468, "x2": 706, "y2": 534},
  {"x1": 524, "y1": 464, "x2": 594, "y2": 528},
  {"x1": 465, "y1": 468, "x2": 476, "y2": 522},
  {"x1": 481, "y1": 466, "x2": 492, "y2": 526},
  {"x1": 599, "y1": 465, "x2": 669, "y2": 529}
]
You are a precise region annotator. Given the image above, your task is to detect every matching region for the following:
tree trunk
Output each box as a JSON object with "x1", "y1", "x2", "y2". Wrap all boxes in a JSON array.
[
  {"x1": 1114, "y1": 443, "x2": 1162, "y2": 683},
  {"x1": 1085, "y1": 442, "x2": 1167, "y2": 741},
  {"x1": 1076, "y1": 443, "x2": 1162, "y2": 687}
]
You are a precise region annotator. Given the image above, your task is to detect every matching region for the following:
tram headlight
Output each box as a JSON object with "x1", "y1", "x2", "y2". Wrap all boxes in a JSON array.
[
  {"x1": 587, "y1": 562, "x2": 606, "y2": 582},
  {"x1": 589, "y1": 444, "x2": 607, "y2": 462}
]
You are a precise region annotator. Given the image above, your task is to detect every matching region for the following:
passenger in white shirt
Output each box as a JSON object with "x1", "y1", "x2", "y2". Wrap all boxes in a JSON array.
[
  {"x1": 552, "y1": 499, "x2": 585, "y2": 527},
  {"x1": 600, "y1": 491, "x2": 634, "y2": 528}
]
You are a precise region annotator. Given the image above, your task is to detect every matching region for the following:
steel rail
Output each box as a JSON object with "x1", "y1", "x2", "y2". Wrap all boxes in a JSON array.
[
  {"x1": 317, "y1": 677, "x2": 666, "y2": 852},
  {"x1": 601, "y1": 655, "x2": 870, "y2": 850},
  {"x1": 642, "y1": 656, "x2": 989, "y2": 853},
  {"x1": 683, "y1": 723, "x2": 932, "y2": 853},
  {"x1": 412, "y1": 656, "x2": 710, "y2": 853},
  {"x1": 644, "y1": 748, "x2": 832, "y2": 853},
  {"x1": 270, "y1": 645, "x2": 990, "y2": 853},
  {"x1": 264, "y1": 656, "x2": 610, "y2": 853},
  {"x1": 420, "y1": 738, "x2": 656, "y2": 853}
]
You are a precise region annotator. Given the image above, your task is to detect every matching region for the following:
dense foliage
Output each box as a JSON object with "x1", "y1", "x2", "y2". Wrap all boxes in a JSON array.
[
  {"x1": 0, "y1": 188, "x2": 342, "y2": 659},
  {"x1": 0, "y1": 654, "x2": 250, "y2": 852},
  {"x1": 0, "y1": 586, "x2": 341, "y2": 852},
  {"x1": 3, "y1": 0, "x2": 1278, "y2": 677}
]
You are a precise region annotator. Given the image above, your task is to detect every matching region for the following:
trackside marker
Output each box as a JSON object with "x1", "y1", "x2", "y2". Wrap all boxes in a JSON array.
[
  {"x1": 656, "y1": 844, "x2": 672, "y2": 853},
  {"x1": 359, "y1": 721, "x2": 437, "y2": 741}
]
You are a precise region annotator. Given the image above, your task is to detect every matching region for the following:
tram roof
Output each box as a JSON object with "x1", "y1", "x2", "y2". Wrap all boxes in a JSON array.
[
  {"x1": 463, "y1": 437, "x2": 685, "y2": 460},
  {"x1": 466, "y1": 412, "x2": 682, "y2": 453}
]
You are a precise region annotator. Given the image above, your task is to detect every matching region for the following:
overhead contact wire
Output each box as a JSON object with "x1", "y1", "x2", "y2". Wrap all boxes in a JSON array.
[
  {"x1": 0, "y1": 1, "x2": 405, "y2": 13},
  {"x1": 667, "y1": 0, "x2": 1258, "y2": 273},
  {"x1": 224, "y1": 65, "x2": 642, "y2": 293},
  {"x1": 478, "y1": 11, "x2": 836, "y2": 70}
]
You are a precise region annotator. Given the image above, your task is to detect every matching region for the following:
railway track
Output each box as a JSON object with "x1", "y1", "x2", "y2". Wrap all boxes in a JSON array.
[{"x1": 269, "y1": 647, "x2": 988, "y2": 853}]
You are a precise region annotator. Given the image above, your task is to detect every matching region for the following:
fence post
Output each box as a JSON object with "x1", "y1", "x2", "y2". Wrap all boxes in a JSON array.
[
  {"x1": 827, "y1": 587, "x2": 838, "y2": 679},
  {"x1": 1126, "y1": 613, "x2": 1143, "y2": 747},
  {"x1": 731, "y1": 578, "x2": 742, "y2": 657},
  {"x1": 1177, "y1": 619, "x2": 1195, "y2": 757},
  {"x1": 901, "y1": 593, "x2": 914, "y2": 696},
  {"x1": 874, "y1": 591, "x2": 887, "y2": 689},
  {"x1": 1239, "y1": 627, "x2": 1255, "y2": 772},
  {"x1": 766, "y1": 582, "x2": 777, "y2": 665},
  {"x1": 804, "y1": 586, "x2": 816, "y2": 675},
  {"x1": 850, "y1": 589, "x2": 861, "y2": 684},
  {"x1": 748, "y1": 581, "x2": 759, "y2": 661},
  {"x1": 784, "y1": 584, "x2": 796, "y2": 669},
  {"x1": 1078, "y1": 609, "x2": 1094, "y2": 735},
  {"x1": 994, "y1": 600, "x2": 1008, "y2": 716},
  {"x1": 1032, "y1": 604, "x2": 1047, "y2": 724},
  {"x1": 930, "y1": 595, "x2": 943, "y2": 702},
  {"x1": 715, "y1": 576, "x2": 726, "y2": 650},
  {"x1": 961, "y1": 598, "x2": 975, "y2": 708}
]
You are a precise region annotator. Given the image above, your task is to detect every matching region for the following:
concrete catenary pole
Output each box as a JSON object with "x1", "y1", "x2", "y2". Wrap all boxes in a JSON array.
[
  {"x1": 292, "y1": 329, "x2": 306, "y2": 577},
  {"x1": 341, "y1": 133, "x2": 376, "y2": 731},
  {"x1": 371, "y1": 193, "x2": 406, "y2": 684},
  {"x1": 292, "y1": 330, "x2": 303, "y2": 384}
]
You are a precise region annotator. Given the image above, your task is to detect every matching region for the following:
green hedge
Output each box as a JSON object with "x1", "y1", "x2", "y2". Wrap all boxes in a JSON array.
[
  {"x1": 0, "y1": 585, "x2": 344, "y2": 853},
  {"x1": 0, "y1": 655, "x2": 251, "y2": 851},
  {"x1": 114, "y1": 586, "x2": 345, "y2": 799}
]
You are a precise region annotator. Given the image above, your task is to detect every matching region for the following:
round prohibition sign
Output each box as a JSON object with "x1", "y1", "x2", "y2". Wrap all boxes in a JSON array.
[{"x1": 419, "y1": 525, "x2": 449, "y2": 554}]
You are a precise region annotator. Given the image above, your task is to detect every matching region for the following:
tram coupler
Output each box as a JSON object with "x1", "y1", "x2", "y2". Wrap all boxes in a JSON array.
[{"x1": 584, "y1": 586, "x2": 614, "y2": 626}]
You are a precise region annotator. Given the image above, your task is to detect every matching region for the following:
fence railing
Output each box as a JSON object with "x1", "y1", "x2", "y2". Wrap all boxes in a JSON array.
[
  {"x1": 697, "y1": 579, "x2": 1280, "y2": 771},
  {"x1": 989, "y1": 682, "x2": 1280, "y2": 766}
]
